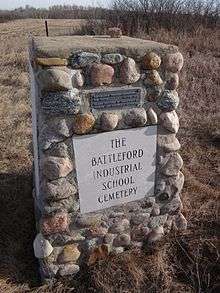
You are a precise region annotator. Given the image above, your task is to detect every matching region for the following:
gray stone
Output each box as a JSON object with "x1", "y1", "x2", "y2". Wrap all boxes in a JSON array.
[
  {"x1": 109, "y1": 218, "x2": 130, "y2": 233},
  {"x1": 145, "y1": 85, "x2": 163, "y2": 102},
  {"x1": 42, "y1": 156, "x2": 73, "y2": 181},
  {"x1": 144, "y1": 197, "x2": 156, "y2": 208},
  {"x1": 144, "y1": 70, "x2": 163, "y2": 86},
  {"x1": 42, "y1": 90, "x2": 81, "y2": 115},
  {"x1": 163, "y1": 52, "x2": 184, "y2": 73},
  {"x1": 41, "y1": 117, "x2": 72, "y2": 138},
  {"x1": 148, "y1": 215, "x2": 168, "y2": 228},
  {"x1": 160, "y1": 153, "x2": 183, "y2": 176},
  {"x1": 157, "y1": 126, "x2": 181, "y2": 152},
  {"x1": 76, "y1": 214, "x2": 103, "y2": 228},
  {"x1": 42, "y1": 178, "x2": 77, "y2": 201},
  {"x1": 58, "y1": 264, "x2": 80, "y2": 276},
  {"x1": 71, "y1": 69, "x2": 84, "y2": 87},
  {"x1": 160, "y1": 196, "x2": 183, "y2": 215},
  {"x1": 102, "y1": 53, "x2": 124, "y2": 64},
  {"x1": 113, "y1": 233, "x2": 131, "y2": 247},
  {"x1": 39, "y1": 260, "x2": 59, "y2": 278},
  {"x1": 48, "y1": 233, "x2": 83, "y2": 246},
  {"x1": 100, "y1": 112, "x2": 118, "y2": 131},
  {"x1": 85, "y1": 238, "x2": 99, "y2": 251},
  {"x1": 37, "y1": 68, "x2": 72, "y2": 91},
  {"x1": 157, "y1": 90, "x2": 179, "y2": 111},
  {"x1": 131, "y1": 213, "x2": 150, "y2": 225},
  {"x1": 151, "y1": 204, "x2": 160, "y2": 216},
  {"x1": 159, "y1": 110, "x2": 179, "y2": 133},
  {"x1": 33, "y1": 233, "x2": 53, "y2": 258},
  {"x1": 174, "y1": 213, "x2": 187, "y2": 230},
  {"x1": 112, "y1": 246, "x2": 124, "y2": 254},
  {"x1": 147, "y1": 226, "x2": 164, "y2": 243},
  {"x1": 120, "y1": 57, "x2": 140, "y2": 84},
  {"x1": 69, "y1": 51, "x2": 101, "y2": 68},
  {"x1": 124, "y1": 108, "x2": 147, "y2": 127},
  {"x1": 104, "y1": 233, "x2": 117, "y2": 245},
  {"x1": 86, "y1": 226, "x2": 108, "y2": 238},
  {"x1": 165, "y1": 73, "x2": 179, "y2": 90},
  {"x1": 45, "y1": 142, "x2": 69, "y2": 158},
  {"x1": 147, "y1": 107, "x2": 158, "y2": 124},
  {"x1": 43, "y1": 196, "x2": 77, "y2": 214}
]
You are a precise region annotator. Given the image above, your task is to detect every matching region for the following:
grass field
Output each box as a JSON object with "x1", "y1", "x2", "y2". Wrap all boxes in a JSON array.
[{"x1": 0, "y1": 19, "x2": 219, "y2": 292}]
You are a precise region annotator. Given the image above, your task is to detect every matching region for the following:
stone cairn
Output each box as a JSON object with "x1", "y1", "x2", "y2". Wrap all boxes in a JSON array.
[{"x1": 29, "y1": 34, "x2": 186, "y2": 281}]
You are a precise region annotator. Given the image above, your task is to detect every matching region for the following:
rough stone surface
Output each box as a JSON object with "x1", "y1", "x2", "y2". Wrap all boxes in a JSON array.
[
  {"x1": 41, "y1": 117, "x2": 72, "y2": 138},
  {"x1": 147, "y1": 226, "x2": 164, "y2": 243},
  {"x1": 157, "y1": 90, "x2": 179, "y2": 111},
  {"x1": 91, "y1": 64, "x2": 114, "y2": 86},
  {"x1": 151, "y1": 204, "x2": 160, "y2": 216},
  {"x1": 174, "y1": 213, "x2": 187, "y2": 230},
  {"x1": 147, "y1": 107, "x2": 158, "y2": 124},
  {"x1": 160, "y1": 153, "x2": 183, "y2": 176},
  {"x1": 163, "y1": 52, "x2": 184, "y2": 73},
  {"x1": 104, "y1": 233, "x2": 117, "y2": 245},
  {"x1": 59, "y1": 264, "x2": 80, "y2": 276},
  {"x1": 120, "y1": 58, "x2": 140, "y2": 84},
  {"x1": 108, "y1": 27, "x2": 122, "y2": 38},
  {"x1": 86, "y1": 227, "x2": 108, "y2": 238},
  {"x1": 160, "y1": 196, "x2": 183, "y2": 215},
  {"x1": 33, "y1": 233, "x2": 53, "y2": 258},
  {"x1": 76, "y1": 214, "x2": 103, "y2": 228},
  {"x1": 131, "y1": 213, "x2": 150, "y2": 225},
  {"x1": 73, "y1": 112, "x2": 95, "y2": 134},
  {"x1": 145, "y1": 85, "x2": 163, "y2": 102},
  {"x1": 42, "y1": 156, "x2": 73, "y2": 180},
  {"x1": 109, "y1": 218, "x2": 130, "y2": 233},
  {"x1": 160, "y1": 110, "x2": 179, "y2": 133},
  {"x1": 112, "y1": 247, "x2": 124, "y2": 254},
  {"x1": 41, "y1": 90, "x2": 81, "y2": 115},
  {"x1": 102, "y1": 53, "x2": 124, "y2": 64},
  {"x1": 42, "y1": 178, "x2": 76, "y2": 201},
  {"x1": 124, "y1": 108, "x2": 147, "y2": 127},
  {"x1": 41, "y1": 212, "x2": 69, "y2": 235},
  {"x1": 100, "y1": 112, "x2": 118, "y2": 131},
  {"x1": 142, "y1": 52, "x2": 161, "y2": 69},
  {"x1": 165, "y1": 73, "x2": 179, "y2": 90},
  {"x1": 144, "y1": 70, "x2": 163, "y2": 86},
  {"x1": 157, "y1": 126, "x2": 181, "y2": 152},
  {"x1": 148, "y1": 215, "x2": 168, "y2": 228},
  {"x1": 113, "y1": 233, "x2": 131, "y2": 247},
  {"x1": 58, "y1": 244, "x2": 80, "y2": 263},
  {"x1": 45, "y1": 142, "x2": 69, "y2": 158},
  {"x1": 71, "y1": 69, "x2": 84, "y2": 87},
  {"x1": 69, "y1": 52, "x2": 101, "y2": 68},
  {"x1": 37, "y1": 68, "x2": 72, "y2": 91},
  {"x1": 36, "y1": 57, "x2": 68, "y2": 66},
  {"x1": 39, "y1": 261, "x2": 59, "y2": 278}
]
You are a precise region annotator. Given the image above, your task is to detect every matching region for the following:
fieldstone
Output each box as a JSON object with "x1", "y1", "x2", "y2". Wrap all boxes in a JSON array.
[
  {"x1": 142, "y1": 52, "x2": 161, "y2": 69},
  {"x1": 71, "y1": 69, "x2": 84, "y2": 87},
  {"x1": 157, "y1": 126, "x2": 181, "y2": 152},
  {"x1": 159, "y1": 110, "x2": 179, "y2": 133},
  {"x1": 131, "y1": 213, "x2": 150, "y2": 225},
  {"x1": 147, "y1": 107, "x2": 158, "y2": 124},
  {"x1": 42, "y1": 178, "x2": 76, "y2": 201},
  {"x1": 163, "y1": 52, "x2": 184, "y2": 73},
  {"x1": 43, "y1": 196, "x2": 78, "y2": 215},
  {"x1": 160, "y1": 153, "x2": 183, "y2": 176},
  {"x1": 144, "y1": 70, "x2": 163, "y2": 86},
  {"x1": 48, "y1": 233, "x2": 84, "y2": 246},
  {"x1": 85, "y1": 238, "x2": 99, "y2": 251},
  {"x1": 165, "y1": 73, "x2": 179, "y2": 90},
  {"x1": 164, "y1": 215, "x2": 174, "y2": 232},
  {"x1": 41, "y1": 117, "x2": 72, "y2": 139},
  {"x1": 148, "y1": 215, "x2": 168, "y2": 228},
  {"x1": 160, "y1": 196, "x2": 183, "y2": 215},
  {"x1": 145, "y1": 85, "x2": 163, "y2": 102},
  {"x1": 69, "y1": 52, "x2": 101, "y2": 68},
  {"x1": 86, "y1": 227, "x2": 108, "y2": 238},
  {"x1": 45, "y1": 142, "x2": 69, "y2": 158},
  {"x1": 113, "y1": 233, "x2": 131, "y2": 247},
  {"x1": 151, "y1": 204, "x2": 160, "y2": 216},
  {"x1": 174, "y1": 213, "x2": 187, "y2": 230},
  {"x1": 104, "y1": 233, "x2": 117, "y2": 245},
  {"x1": 58, "y1": 244, "x2": 80, "y2": 263},
  {"x1": 112, "y1": 247, "x2": 124, "y2": 254},
  {"x1": 157, "y1": 90, "x2": 179, "y2": 112},
  {"x1": 102, "y1": 53, "x2": 124, "y2": 64},
  {"x1": 58, "y1": 264, "x2": 80, "y2": 276},
  {"x1": 76, "y1": 214, "x2": 102, "y2": 228},
  {"x1": 109, "y1": 212, "x2": 124, "y2": 218},
  {"x1": 100, "y1": 112, "x2": 118, "y2": 131},
  {"x1": 88, "y1": 244, "x2": 110, "y2": 265},
  {"x1": 124, "y1": 108, "x2": 147, "y2": 127},
  {"x1": 42, "y1": 156, "x2": 73, "y2": 181},
  {"x1": 91, "y1": 64, "x2": 114, "y2": 86},
  {"x1": 120, "y1": 57, "x2": 140, "y2": 84},
  {"x1": 36, "y1": 58, "x2": 68, "y2": 66},
  {"x1": 41, "y1": 90, "x2": 81, "y2": 115},
  {"x1": 147, "y1": 226, "x2": 164, "y2": 243},
  {"x1": 37, "y1": 68, "x2": 72, "y2": 91},
  {"x1": 39, "y1": 260, "x2": 59, "y2": 278},
  {"x1": 73, "y1": 112, "x2": 95, "y2": 134},
  {"x1": 109, "y1": 218, "x2": 130, "y2": 233},
  {"x1": 33, "y1": 233, "x2": 53, "y2": 259},
  {"x1": 108, "y1": 27, "x2": 122, "y2": 38},
  {"x1": 131, "y1": 225, "x2": 149, "y2": 241},
  {"x1": 144, "y1": 197, "x2": 156, "y2": 208},
  {"x1": 41, "y1": 212, "x2": 69, "y2": 235}
]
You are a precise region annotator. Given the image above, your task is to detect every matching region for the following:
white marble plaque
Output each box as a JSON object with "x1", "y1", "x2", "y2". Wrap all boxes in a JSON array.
[{"x1": 73, "y1": 126, "x2": 157, "y2": 214}]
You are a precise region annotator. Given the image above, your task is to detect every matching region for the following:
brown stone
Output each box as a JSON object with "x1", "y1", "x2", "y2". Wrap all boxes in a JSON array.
[
  {"x1": 73, "y1": 113, "x2": 95, "y2": 134},
  {"x1": 41, "y1": 212, "x2": 69, "y2": 235},
  {"x1": 120, "y1": 57, "x2": 140, "y2": 84},
  {"x1": 86, "y1": 226, "x2": 108, "y2": 237},
  {"x1": 144, "y1": 70, "x2": 163, "y2": 86},
  {"x1": 108, "y1": 27, "x2": 122, "y2": 38},
  {"x1": 36, "y1": 57, "x2": 68, "y2": 66},
  {"x1": 165, "y1": 73, "x2": 179, "y2": 90},
  {"x1": 58, "y1": 244, "x2": 80, "y2": 263},
  {"x1": 42, "y1": 156, "x2": 73, "y2": 180},
  {"x1": 91, "y1": 64, "x2": 114, "y2": 86},
  {"x1": 163, "y1": 52, "x2": 183, "y2": 73},
  {"x1": 88, "y1": 244, "x2": 110, "y2": 265},
  {"x1": 143, "y1": 52, "x2": 161, "y2": 69}
]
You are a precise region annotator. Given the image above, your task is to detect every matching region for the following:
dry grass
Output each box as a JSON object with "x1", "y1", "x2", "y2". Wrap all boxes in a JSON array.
[{"x1": 0, "y1": 19, "x2": 219, "y2": 293}]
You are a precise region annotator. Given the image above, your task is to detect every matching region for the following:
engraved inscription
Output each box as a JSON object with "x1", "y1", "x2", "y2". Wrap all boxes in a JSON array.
[{"x1": 90, "y1": 88, "x2": 142, "y2": 110}]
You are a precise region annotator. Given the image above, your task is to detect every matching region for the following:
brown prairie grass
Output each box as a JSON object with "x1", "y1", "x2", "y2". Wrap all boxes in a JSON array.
[{"x1": 0, "y1": 19, "x2": 219, "y2": 293}]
